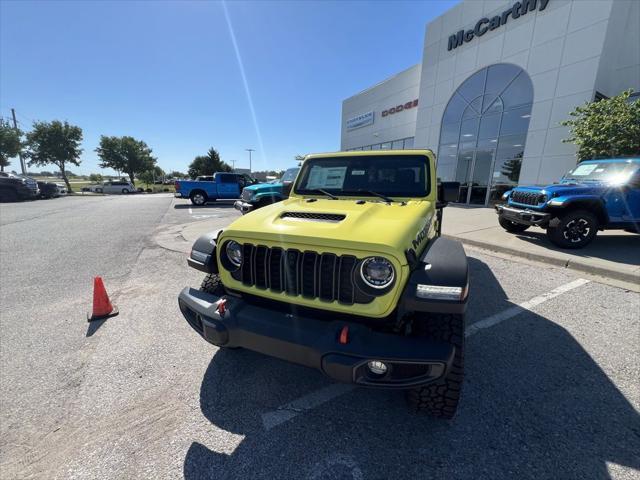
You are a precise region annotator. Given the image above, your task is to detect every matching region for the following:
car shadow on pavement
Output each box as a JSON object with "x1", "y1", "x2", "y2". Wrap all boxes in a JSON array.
[
  {"x1": 514, "y1": 230, "x2": 640, "y2": 267},
  {"x1": 174, "y1": 202, "x2": 237, "y2": 210},
  {"x1": 183, "y1": 257, "x2": 640, "y2": 480}
]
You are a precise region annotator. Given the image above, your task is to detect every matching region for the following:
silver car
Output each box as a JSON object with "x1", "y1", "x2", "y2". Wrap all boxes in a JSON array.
[{"x1": 91, "y1": 180, "x2": 136, "y2": 194}]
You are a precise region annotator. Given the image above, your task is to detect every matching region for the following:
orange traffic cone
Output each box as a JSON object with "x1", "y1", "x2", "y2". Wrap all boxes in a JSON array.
[{"x1": 87, "y1": 276, "x2": 119, "y2": 322}]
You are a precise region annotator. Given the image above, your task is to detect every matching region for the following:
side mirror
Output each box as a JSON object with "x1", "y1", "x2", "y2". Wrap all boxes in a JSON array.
[{"x1": 438, "y1": 182, "x2": 460, "y2": 205}]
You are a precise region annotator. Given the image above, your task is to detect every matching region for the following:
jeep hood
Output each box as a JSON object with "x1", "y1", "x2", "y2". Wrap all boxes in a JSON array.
[
  {"x1": 221, "y1": 197, "x2": 434, "y2": 264},
  {"x1": 514, "y1": 183, "x2": 604, "y2": 197}
]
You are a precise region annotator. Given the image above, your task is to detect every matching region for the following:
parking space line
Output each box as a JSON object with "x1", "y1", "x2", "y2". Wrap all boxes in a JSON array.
[
  {"x1": 465, "y1": 278, "x2": 590, "y2": 337},
  {"x1": 261, "y1": 277, "x2": 590, "y2": 430},
  {"x1": 262, "y1": 384, "x2": 355, "y2": 430}
]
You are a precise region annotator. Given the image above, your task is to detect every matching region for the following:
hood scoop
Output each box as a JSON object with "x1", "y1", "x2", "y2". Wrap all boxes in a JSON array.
[{"x1": 280, "y1": 212, "x2": 346, "y2": 222}]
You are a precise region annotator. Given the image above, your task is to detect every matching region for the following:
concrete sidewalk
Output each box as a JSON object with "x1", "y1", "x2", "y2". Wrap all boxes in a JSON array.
[{"x1": 442, "y1": 205, "x2": 640, "y2": 288}]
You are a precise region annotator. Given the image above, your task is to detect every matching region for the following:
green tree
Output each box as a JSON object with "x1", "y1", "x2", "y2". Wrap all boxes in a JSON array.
[
  {"x1": 0, "y1": 119, "x2": 23, "y2": 172},
  {"x1": 562, "y1": 89, "x2": 640, "y2": 161},
  {"x1": 24, "y1": 120, "x2": 83, "y2": 191},
  {"x1": 96, "y1": 135, "x2": 156, "y2": 185},
  {"x1": 89, "y1": 173, "x2": 103, "y2": 183},
  {"x1": 168, "y1": 170, "x2": 186, "y2": 178},
  {"x1": 187, "y1": 148, "x2": 232, "y2": 178}
]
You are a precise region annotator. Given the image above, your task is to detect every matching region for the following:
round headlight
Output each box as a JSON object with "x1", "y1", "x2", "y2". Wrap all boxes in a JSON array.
[
  {"x1": 360, "y1": 257, "x2": 394, "y2": 289},
  {"x1": 226, "y1": 241, "x2": 243, "y2": 267}
]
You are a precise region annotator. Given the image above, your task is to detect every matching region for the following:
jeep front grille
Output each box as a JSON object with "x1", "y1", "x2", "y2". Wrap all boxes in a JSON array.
[
  {"x1": 231, "y1": 244, "x2": 371, "y2": 305},
  {"x1": 280, "y1": 212, "x2": 346, "y2": 222},
  {"x1": 241, "y1": 189, "x2": 253, "y2": 201},
  {"x1": 511, "y1": 191, "x2": 545, "y2": 206}
]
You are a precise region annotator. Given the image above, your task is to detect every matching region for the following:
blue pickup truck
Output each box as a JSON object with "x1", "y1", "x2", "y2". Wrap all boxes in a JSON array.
[
  {"x1": 496, "y1": 158, "x2": 640, "y2": 248},
  {"x1": 174, "y1": 173, "x2": 257, "y2": 206},
  {"x1": 233, "y1": 167, "x2": 300, "y2": 214}
]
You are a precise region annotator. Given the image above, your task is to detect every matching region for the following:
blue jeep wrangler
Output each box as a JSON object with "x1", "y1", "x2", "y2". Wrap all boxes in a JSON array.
[{"x1": 496, "y1": 158, "x2": 640, "y2": 248}]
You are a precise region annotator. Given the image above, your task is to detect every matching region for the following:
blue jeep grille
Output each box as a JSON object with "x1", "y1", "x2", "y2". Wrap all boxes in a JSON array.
[{"x1": 511, "y1": 191, "x2": 545, "y2": 206}]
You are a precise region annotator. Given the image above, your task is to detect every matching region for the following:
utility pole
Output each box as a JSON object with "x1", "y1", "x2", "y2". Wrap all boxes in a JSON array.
[
  {"x1": 245, "y1": 148, "x2": 255, "y2": 173},
  {"x1": 11, "y1": 108, "x2": 27, "y2": 175},
  {"x1": 229, "y1": 159, "x2": 237, "y2": 171}
]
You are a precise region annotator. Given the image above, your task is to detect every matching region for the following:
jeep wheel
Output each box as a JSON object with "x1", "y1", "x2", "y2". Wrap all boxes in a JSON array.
[
  {"x1": 190, "y1": 191, "x2": 207, "y2": 206},
  {"x1": 498, "y1": 216, "x2": 530, "y2": 233},
  {"x1": 547, "y1": 210, "x2": 598, "y2": 249},
  {"x1": 122, "y1": 188, "x2": 130, "y2": 194},
  {"x1": 200, "y1": 273, "x2": 225, "y2": 296},
  {"x1": 406, "y1": 313, "x2": 464, "y2": 419}
]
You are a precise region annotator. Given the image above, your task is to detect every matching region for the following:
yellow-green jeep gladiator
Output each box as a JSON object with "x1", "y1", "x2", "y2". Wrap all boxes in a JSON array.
[{"x1": 178, "y1": 150, "x2": 467, "y2": 418}]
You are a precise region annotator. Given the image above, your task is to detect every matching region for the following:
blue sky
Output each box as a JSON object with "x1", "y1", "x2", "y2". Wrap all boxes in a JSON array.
[{"x1": 0, "y1": 0, "x2": 458, "y2": 175}]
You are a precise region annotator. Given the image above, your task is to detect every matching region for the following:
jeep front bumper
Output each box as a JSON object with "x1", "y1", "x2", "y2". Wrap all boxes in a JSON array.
[
  {"x1": 495, "y1": 204, "x2": 550, "y2": 226},
  {"x1": 178, "y1": 287, "x2": 454, "y2": 388}
]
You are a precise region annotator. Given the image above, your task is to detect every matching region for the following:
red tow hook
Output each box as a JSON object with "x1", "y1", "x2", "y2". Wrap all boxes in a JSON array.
[
  {"x1": 216, "y1": 298, "x2": 227, "y2": 316},
  {"x1": 339, "y1": 325, "x2": 349, "y2": 344}
]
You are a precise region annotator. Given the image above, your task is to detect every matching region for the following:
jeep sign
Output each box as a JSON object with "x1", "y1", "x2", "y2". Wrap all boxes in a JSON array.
[{"x1": 447, "y1": 0, "x2": 550, "y2": 51}]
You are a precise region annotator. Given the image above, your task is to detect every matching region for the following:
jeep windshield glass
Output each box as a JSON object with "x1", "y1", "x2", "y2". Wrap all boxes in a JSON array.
[
  {"x1": 562, "y1": 161, "x2": 639, "y2": 184},
  {"x1": 294, "y1": 155, "x2": 429, "y2": 198},
  {"x1": 280, "y1": 167, "x2": 300, "y2": 183}
]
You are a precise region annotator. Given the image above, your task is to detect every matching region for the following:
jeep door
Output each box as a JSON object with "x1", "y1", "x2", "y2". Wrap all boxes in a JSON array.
[{"x1": 624, "y1": 169, "x2": 640, "y2": 221}]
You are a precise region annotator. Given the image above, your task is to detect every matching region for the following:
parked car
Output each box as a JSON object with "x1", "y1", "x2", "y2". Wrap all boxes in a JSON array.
[
  {"x1": 234, "y1": 167, "x2": 300, "y2": 214},
  {"x1": 0, "y1": 172, "x2": 39, "y2": 202},
  {"x1": 178, "y1": 150, "x2": 466, "y2": 418},
  {"x1": 55, "y1": 183, "x2": 68, "y2": 195},
  {"x1": 175, "y1": 172, "x2": 257, "y2": 205},
  {"x1": 89, "y1": 180, "x2": 136, "y2": 194},
  {"x1": 37, "y1": 181, "x2": 61, "y2": 199},
  {"x1": 496, "y1": 158, "x2": 640, "y2": 248}
]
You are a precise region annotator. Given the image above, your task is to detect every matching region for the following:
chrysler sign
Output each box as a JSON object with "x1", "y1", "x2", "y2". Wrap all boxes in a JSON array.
[
  {"x1": 346, "y1": 111, "x2": 374, "y2": 130},
  {"x1": 448, "y1": 0, "x2": 550, "y2": 51}
]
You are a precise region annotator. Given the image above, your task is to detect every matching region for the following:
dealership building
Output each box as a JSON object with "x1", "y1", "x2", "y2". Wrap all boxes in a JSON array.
[{"x1": 341, "y1": 0, "x2": 640, "y2": 205}]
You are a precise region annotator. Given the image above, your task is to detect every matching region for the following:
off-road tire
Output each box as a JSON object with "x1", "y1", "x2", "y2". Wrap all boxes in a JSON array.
[
  {"x1": 546, "y1": 209, "x2": 598, "y2": 249},
  {"x1": 498, "y1": 215, "x2": 530, "y2": 233},
  {"x1": 406, "y1": 313, "x2": 464, "y2": 419},
  {"x1": 200, "y1": 273, "x2": 226, "y2": 296},
  {"x1": 122, "y1": 188, "x2": 130, "y2": 194}
]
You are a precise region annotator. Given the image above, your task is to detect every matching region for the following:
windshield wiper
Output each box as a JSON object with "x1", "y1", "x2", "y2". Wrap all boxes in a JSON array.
[
  {"x1": 342, "y1": 189, "x2": 395, "y2": 203},
  {"x1": 307, "y1": 188, "x2": 338, "y2": 199}
]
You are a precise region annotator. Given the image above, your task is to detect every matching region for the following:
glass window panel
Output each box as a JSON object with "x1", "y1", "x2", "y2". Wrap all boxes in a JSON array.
[
  {"x1": 462, "y1": 97, "x2": 482, "y2": 119},
  {"x1": 501, "y1": 72, "x2": 533, "y2": 110},
  {"x1": 371, "y1": 144, "x2": 381, "y2": 150},
  {"x1": 392, "y1": 140, "x2": 403, "y2": 149},
  {"x1": 459, "y1": 117, "x2": 479, "y2": 143},
  {"x1": 483, "y1": 96, "x2": 503, "y2": 115},
  {"x1": 440, "y1": 123, "x2": 460, "y2": 144},
  {"x1": 435, "y1": 162, "x2": 456, "y2": 182},
  {"x1": 492, "y1": 155, "x2": 523, "y2": 184},
  {"x1": 478, "y1": 113, "x2": 500, "y2": 140},
  {"x1": 485, "y1": 64, "x2": 520, "y2": 96},
  {"x1": 403, "y1": 137, "x2": 414, "y2": 149},
  {"x1": 380, "y1": 142, "x2": 391, "y2": 150},
  {"x1": 455, "y1": 149, "x2": 474, "y2": 184},
  {"x1": 499, "y1": 107, "x2": 532, "y2": 135},
  {"x1": 442, "y1": 93, "x2": 468, "y2": 124},
  {"x1": 456, "y1": 68, "x2": 486, "y2": 104},
  {"x1": 496, "y1": 133, "x2": 526, "y2": 165}
]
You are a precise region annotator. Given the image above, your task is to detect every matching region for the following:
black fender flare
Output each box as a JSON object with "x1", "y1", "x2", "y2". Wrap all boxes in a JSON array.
[
  {"x1": 187, "y1": 229, "x2": 223, "y2": 274},
  {"x1": 399, "y1": 237, "x2": 469, "y2": 315}
]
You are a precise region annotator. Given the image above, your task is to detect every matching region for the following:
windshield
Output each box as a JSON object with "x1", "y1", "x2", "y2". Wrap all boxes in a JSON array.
[
  {"x1": 294, "y1": 155, "x2": 429, "y2": 197},
  {"x1": 563, "y1": 161, "x2": 639, "y2": 184},
  {"x1": 281, "y1": 167, "x2": 300, "y2": 183}
]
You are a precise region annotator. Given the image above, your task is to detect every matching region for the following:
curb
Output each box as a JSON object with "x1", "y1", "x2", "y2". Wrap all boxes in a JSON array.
[{"x1": 443, "y1": 234, "x2": 640, "y2": 287}]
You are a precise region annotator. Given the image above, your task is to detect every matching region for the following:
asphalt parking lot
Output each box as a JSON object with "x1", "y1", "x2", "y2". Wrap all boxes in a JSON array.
[{"x1": 1, "y1": 195, "x2": 639, "y2": 480}]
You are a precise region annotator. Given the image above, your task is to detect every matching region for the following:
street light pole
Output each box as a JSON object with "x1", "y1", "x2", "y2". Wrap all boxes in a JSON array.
[{"x1": 245, "y1": 148, "x2": 255, "y2": 173}]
